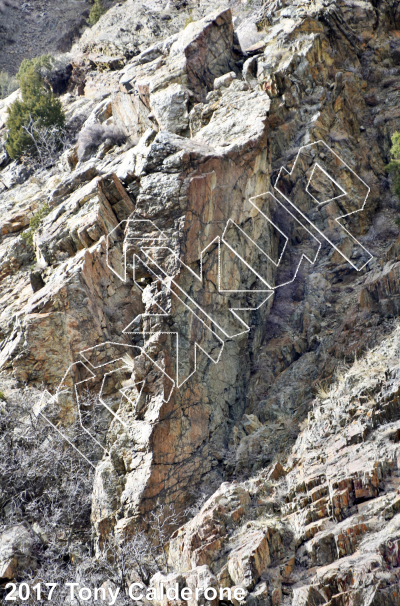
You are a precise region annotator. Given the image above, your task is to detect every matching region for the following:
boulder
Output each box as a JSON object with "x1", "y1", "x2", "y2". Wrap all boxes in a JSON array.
[
  {"x1": 0, "y1": 525, "x2": 37, "y2": 580},
  {"x1": 150, "y1": 83, "x2": 190, "y2": 134},
  {"x1": 213, "y1": 72, "x2": 236, "y2": 90},
  {"x1": 227, "y1": 530, "x2": 270, "y2": 590},
  {"x1": 149, "y1": 566, "x2": 218, "y2": 606}
]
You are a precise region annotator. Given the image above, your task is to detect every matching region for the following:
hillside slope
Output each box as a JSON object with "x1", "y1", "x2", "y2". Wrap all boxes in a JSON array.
[
  {"x1": 1, "y1": 0, "x2": 400, "y2": 604},
  {"x1": 0, "y1": 0, "x2": 92, "y2": 75}
]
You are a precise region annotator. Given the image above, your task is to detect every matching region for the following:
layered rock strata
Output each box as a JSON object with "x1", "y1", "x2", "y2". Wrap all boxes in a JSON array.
[{"x1": 2, "y1": 0, "x2": 400, "y2": 602}]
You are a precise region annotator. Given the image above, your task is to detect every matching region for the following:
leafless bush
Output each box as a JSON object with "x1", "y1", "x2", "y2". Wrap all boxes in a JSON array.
[
  {"x1": 77, "y1": 123, "x2": 126, "y2": 161},
  {"x1": 21, "y1": 115, "x2": 72, "y2": 170},
  {"x1": 0, "y1": 387, "x2": 96, "y2": 588},
  {"x1": 365, "y1": 212, "x2": 399, "y2": 241},
  {"x1": 280, "y1": 414, "x2": 300, "y2": 439},
  {"x1": 88, "y1": 503, "x2": 183, "y2": 593},
  {"x1": 77, "y1": 387, "x2": 116, "y2": 454},
  {"x1": 147, "y1": 503, "x2": 184, "y2": 571},
  {"x1": 77, "y1": 530, "x2": 160, "y2": 594},
  {"x1": 18, "y1": 543, "x2": 134, "y2": 605},
  {"x1": 0, "y1": 384, "x2": 188, "y2": 603},
  {"x1": 223, "y1": 444, "x2": 238, "y2": 470},
  {"x1": 184, "y1": 489, "x2": 210, "y2": 517},
  {"x1": 0, "y1": 70, "x2": 18, "y2": 99},
  {"x1": 272, "y1": 476, "x2": 289, "y2": 505},
  {"x1": 8, "y1": 505, "x2": 182, "y2": 604},
  {"x1": 360, "y1": 170, "x2": 376, "y2": 185}
]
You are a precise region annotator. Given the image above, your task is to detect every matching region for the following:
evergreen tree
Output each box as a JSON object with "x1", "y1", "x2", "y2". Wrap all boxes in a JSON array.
[
  {"x1": 87, "y1": 0, "x2": 106, "y2": 25},
  {"x1": 5, "y1": 55, "x2": 65, "y2": 160}
]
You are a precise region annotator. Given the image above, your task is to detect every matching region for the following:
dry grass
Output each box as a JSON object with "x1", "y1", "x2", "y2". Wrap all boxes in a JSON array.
[{"x1": 316, "y1": 381, "x2": 330, "y2": 400}]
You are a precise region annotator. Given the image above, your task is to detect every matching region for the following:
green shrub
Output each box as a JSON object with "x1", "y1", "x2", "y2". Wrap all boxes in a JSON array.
[
  {"x1": 21, "y1": 203, "x2": 51, "y2": 247},
  {"x1": 0, "y1": 70, "x2": 18, "y2": 99},
  {"x1": 0, "y1": 392, "x2": 6, "y2": 402},
  {"x1": 88, "y1": 0, "x2": 106, "y2": 25},
  {"x1": 5, "y1": 55, "x2": 65, "y2": 160}
]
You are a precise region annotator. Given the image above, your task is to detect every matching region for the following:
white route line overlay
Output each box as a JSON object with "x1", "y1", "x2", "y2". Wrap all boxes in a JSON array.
[
  {"x1": 37, "y1": 139, "x2": 373, "y2": 464},
  {"x1": 249, "y1": 192, "x2": 322, "y2": 289},
  {"x1": 305, "y1": 163, "x2": 347, "y2": 206},
  {"x1": 37, "y1": 344, "x2": 176, "y2": 465},
  {"x1": 274, "y1": 140, "x2": 373, "y2": 271}
]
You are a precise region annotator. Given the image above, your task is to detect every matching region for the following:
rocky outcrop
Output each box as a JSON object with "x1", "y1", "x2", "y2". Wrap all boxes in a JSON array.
[
  {"x1": 74, "y1": 0, "x2": 232, "y2": 60},
  {"x1": 2, "y1": 8, "x2": 275, "y2": 540},
  {"x1": 2, "y1": 0, "x2": 400, "y2": 602},
  {"x1": 167, "y1": 326, "x2": 400, "y2": 604},
  {"x1": 0, "y1": 525, "x2": 37, "y2": 580}
]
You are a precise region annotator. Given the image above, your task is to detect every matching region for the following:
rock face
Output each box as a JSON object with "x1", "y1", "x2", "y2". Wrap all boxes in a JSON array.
[
  {"x1": 0, "y1": 526, "x2": 37, "y2": 580},
  {"x1": 2, "y1": 0, "x2": 400, "y2": 603},
  {"x1": 74, "y1": 0, "x2": 231, "y2": 60},
  {"x1": 168, "y1": 326, "x2": 400, "y2": 605}
]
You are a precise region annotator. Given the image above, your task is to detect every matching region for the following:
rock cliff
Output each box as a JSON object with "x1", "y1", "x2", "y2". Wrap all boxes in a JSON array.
[{"x1": 2, "y1": 0, "x2": 400, "y2": 603}]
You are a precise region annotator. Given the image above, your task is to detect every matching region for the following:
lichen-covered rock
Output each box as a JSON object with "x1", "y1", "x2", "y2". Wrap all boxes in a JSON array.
[
  {"x1": 227, "y1": 530, "x2": 270, "y2": 590},
  {"x1": 3, "y1": 0, "x2": 400, "y2": 601},
  {"x1": 75, "y1": 0, "x2": 221, "y2": 60},
  {"x1": 169, "y1": 483, "x2": 251, "y2": 572},
  {"x1": 150, "y1": 566, "x2": 218, "y2": 606},
  {"x1": 150, "y1": 84, "x2": 191, "y2": 134},
  {"x1": 0, "y1": 526, "x2": 37, "y2": 580}
]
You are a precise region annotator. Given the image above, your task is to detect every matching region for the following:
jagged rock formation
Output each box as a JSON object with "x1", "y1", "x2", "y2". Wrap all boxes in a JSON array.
[
  {"x1": 74, "y1": 0, "x2": 229, "y2": 59},
  {"x1": 166, "y1": 328, "x2": 400, "y2": 605},
  {"x1": 2, "y1": 0, "x2": 400, "y2": 603}
]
